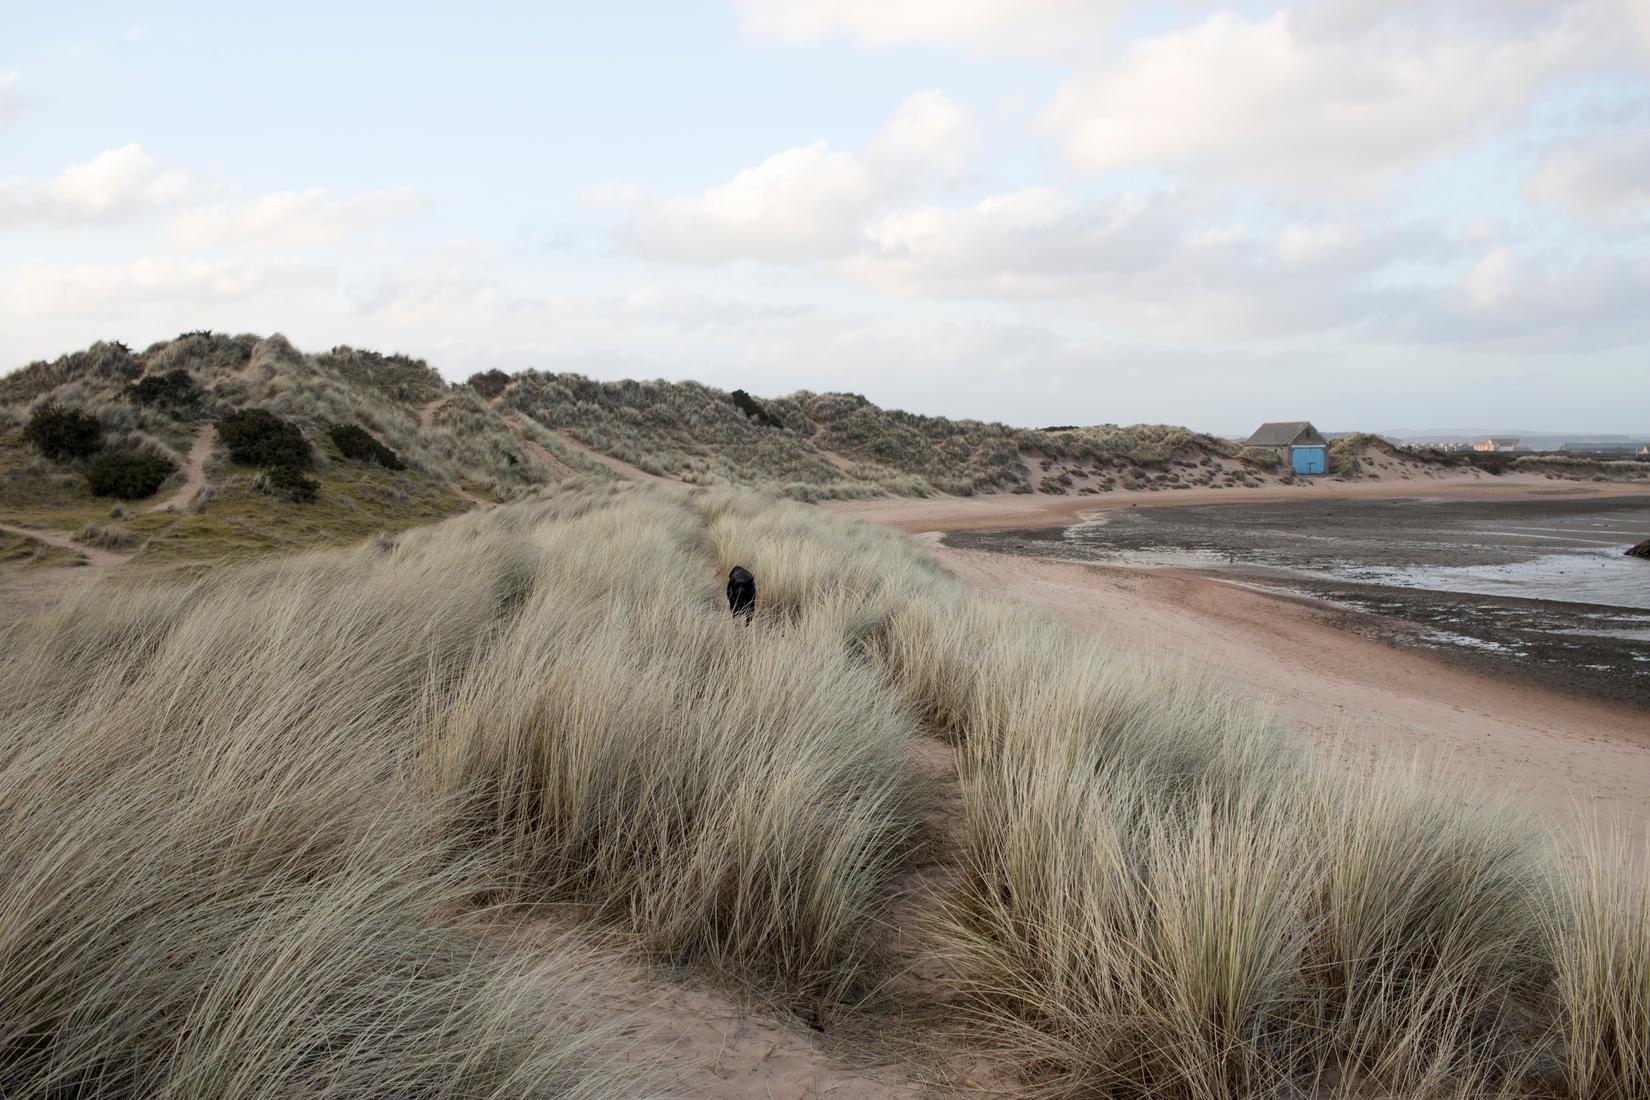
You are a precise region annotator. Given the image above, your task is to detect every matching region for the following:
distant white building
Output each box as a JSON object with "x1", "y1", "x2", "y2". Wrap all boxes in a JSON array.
[{"x1": 1471, "y1": 438, "x2": 1520, "y2": 452}]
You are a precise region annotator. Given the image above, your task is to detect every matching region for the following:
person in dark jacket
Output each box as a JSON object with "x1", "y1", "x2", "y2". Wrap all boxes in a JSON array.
[{"x1": 726, "y1": 565, "x2": 755, "y2": 624}]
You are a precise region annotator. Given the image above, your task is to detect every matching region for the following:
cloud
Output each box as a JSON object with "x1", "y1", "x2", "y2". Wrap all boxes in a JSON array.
[
  {"x1": 6, "y1": 256, "x2": 329, "y2": 316},
  {"x1": 0, "y1": 72, "x2": 16, "y2": 125},
  {"x1": 1274, "y1": 221, "x2": 1363, "y2": 269},
  {"x1": 1400, "y1": 245, "x2": 1650, "y2": 349},
  {"x1": 171, "y1": 186, "x2": 425, "y2": 247},
  {"x1": 0, "y1": 144, "x2": 191, "y2": 225},
  {"x1": 1526, "y1": 126, "x2": 1650, "y2": 223},
  {"x1": 1047, "y1": 6, "x2": 1603, "y2": 192},
  {"x1": 602, "y1": 91, "x2": 971, "y2": 261},
  {"x1": 734, "y1": 0, "x2": 1118, "y2": 55}
]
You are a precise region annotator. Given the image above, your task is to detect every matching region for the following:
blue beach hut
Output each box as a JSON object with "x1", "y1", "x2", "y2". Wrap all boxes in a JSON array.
[{"x1": 1245, "y1": 421, "x2": 1328, "y2": 475}]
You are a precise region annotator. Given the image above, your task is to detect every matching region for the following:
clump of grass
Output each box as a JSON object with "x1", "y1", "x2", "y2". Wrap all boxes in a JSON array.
[
  {"x1": 23, "y1": 402, "x2": 102, "y2": 460},
  {"x1": 84, "y1": 448, "x2": 177, "y2": 499},
  {"x1": 329, "y1": 423, "x2": 406, "y2": 470},
  {"x1": 76, "y1": 521, "x2": 139, "y2": 549},
  {"x1": 1548, "y1": 832, "x2": 1650, "y2": 1100},
  {"x1": 423, "y1": 490, "x2": 927, "y2": 1005},
  {"x1": 0, "y1": 519, "x2": 662, "y2": 1097},
  {"x1": 252, "y1": 464, "x2": 319, "y2": 503}
]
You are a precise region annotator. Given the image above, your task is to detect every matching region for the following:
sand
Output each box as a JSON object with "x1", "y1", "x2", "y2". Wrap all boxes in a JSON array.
[
  {"x1": 825, "y1": 470, "x2": 1650, "y2": 534},
  {"x1": 148, "y1": 425, "x2": 216, "y2": 514}
]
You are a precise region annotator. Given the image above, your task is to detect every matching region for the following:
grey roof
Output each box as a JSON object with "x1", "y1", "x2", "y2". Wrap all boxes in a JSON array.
[{"x1": 1245, "y1": 421, "x2": 1326, "y2": 447}]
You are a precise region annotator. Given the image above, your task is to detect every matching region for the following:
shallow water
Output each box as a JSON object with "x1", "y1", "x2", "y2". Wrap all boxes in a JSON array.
[
  {"x1": 1324, "y1": 552, "x2": 1650, "y2": 611},
  {"x1": 1068, "y1": 495, "x2": 1650, "y2": 612}
]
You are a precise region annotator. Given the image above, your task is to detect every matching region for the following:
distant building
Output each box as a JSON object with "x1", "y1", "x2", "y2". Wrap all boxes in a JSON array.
[
  {"x1": 1245, "y1": 421, "x2": 1328, "y2": 475},
  {"x1": 1472, "y1": 438, "x2": 1520, "y2": 452}
]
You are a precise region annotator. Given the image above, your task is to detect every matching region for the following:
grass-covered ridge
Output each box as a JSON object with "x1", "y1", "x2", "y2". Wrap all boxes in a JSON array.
[
  {"x1": 2, "y1": 482, "x2": 1644, "y2": 1097},
  {"x1": 3, "y1": 332, "x2": 1313, "y2": 545}
]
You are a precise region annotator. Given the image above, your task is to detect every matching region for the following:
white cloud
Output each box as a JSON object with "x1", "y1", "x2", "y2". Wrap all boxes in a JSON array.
[
  {"x1": 0, "y1": 144, "x2": 191, "y2": 225},
  {"x1": 0, "y1": 72, "x2": 16, "y2": 125},
  {"x1": 735, "y1": 0, "x2": 1118, "y2": 55},
  {"x1": 1047, "y1": 6, "x2": 1601, "y2": 192},
  {"x1": 1463, "y1": 247, "x2": 1518, "y2": 311},
  {"x1": 1526, "y1": 127, "x2": 1650, "y2": 223},
  {"x1": 171, "y1": 186, "x2": 425, "y2": 247},
  {"x1": 1275, "y1": 221, "x2": 1362, "y2": 269},
  {"x1": 6, "y1": 257, "x2": 329, "y2": 316},
  {"x1": 605, "y1": 91, "x2": 971, "y2": 261}
]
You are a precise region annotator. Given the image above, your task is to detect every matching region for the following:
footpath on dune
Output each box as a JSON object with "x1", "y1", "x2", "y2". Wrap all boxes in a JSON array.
[
  {"x1": 911, "y1": 532, "x2": 1650, "y2": 851},
  {"x1": 149, "y1": 424, "x2": 215, "y2": 513}
]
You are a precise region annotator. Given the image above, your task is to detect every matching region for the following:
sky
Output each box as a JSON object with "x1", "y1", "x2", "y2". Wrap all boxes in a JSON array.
[{"x1": 2, "y1": 1, "x2": 1648, "y2": 435}]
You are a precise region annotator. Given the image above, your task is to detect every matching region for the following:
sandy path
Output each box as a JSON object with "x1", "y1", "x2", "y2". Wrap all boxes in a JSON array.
[
  {"x1": 416, "y1": 395, "x2": 449, "y2": 432},
  {"x1": 0, "y1": 522, "x2": 128, "y2": 569},
  {"x1": 926, "y1": 539, "x2": 1650, "y2": 845},
  {"x1": 549, "y1": 430, "x2": 678, "y2": 484},
  {"x1": 149, "y1": 425, "x2": 215, "y2": 513},
  {"x1": 504, "y1": 417, "x2": 578, "y2": 481},
  {"x1": 0, "y1": 522, "x2": 129, "y2": 617},
  {"x1": 826, "y1": 474, "x2": 1648, "y2": 534}
]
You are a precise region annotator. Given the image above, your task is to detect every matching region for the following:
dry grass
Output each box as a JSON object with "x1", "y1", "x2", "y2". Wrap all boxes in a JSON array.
[
  {"x1": 0, "y1": 541, "x2": 658, "y2": 1096},
  {"x1": 1, "y1": 478, "x2": 1642, "y2": 1096},
  {"x1": 1549, "y1": 829, "x2": 1650, "y2": 1100}
]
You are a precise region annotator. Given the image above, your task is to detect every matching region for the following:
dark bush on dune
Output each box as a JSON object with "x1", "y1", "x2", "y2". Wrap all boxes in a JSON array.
[
  {"x1": 466, "y1": 369, "x2": 511, "y2": 400},
  {"x1": 262, "y1": 464, "x2": 318, "y2": 503},
  {"x1": 216, "y1": 409, "x2": 312, "y2": 471},
  {"x1": 328, "y1": 423, "x2": 405, "y2": 470},
  {"x1": 85, "y1": 450, "x2": 176, "y2": 499},
  {"x1": 729, "y1": 388, "x2": 783, "y2": 429},
  {"x1": 23, "y1": 403, "x2": 103, "y2": 461},
  {"x1": 130, "y1": 369, "x2": 203, "y2": 412}
]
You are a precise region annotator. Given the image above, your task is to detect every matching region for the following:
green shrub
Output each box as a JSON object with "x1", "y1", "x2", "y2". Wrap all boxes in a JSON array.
[
  {"x1": 216, "y1": 408, "x2": 312, "y2": 470},
  {"x1": 328, "y1": 423, "x2": 405, "y2": 470},
  {"x1": 466, "y1": 369, "x2": 511, "y2": 400},
  {"x1": 84, "y1": 450, "x2": 176, "y2": 499},
  {"x1": 23, "y1": 403, "x2": 102, "y2": 460},
  {"x1": 130, "y1": 369, "x2": 202, "y2": 412}
]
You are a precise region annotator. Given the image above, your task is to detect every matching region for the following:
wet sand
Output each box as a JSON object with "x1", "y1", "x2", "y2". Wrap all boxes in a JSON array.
[{"x1": 948, "y1": 494, "x2": 1650, "y2": 710}]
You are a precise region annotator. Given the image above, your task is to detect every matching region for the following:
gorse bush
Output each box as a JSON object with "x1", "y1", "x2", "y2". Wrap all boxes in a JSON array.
[
  {"x1": 329, "y1": 423, "x2": 406, "y2": 470},
  {"x1": 130, "y1": 368, "x2": 203, "y2": 412},
  {"x1": 84, "y1": 449, "x2": 177, "y2": 499},
  {"x1": 729, "y1": 388, "x2": 783, "y2": 429},
  {"x1": 217, "y1": 408, "x2": 313, "y2": 471},
  {"x1": 23, "y1": 402, "x2": 102, "y2": 460}
]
